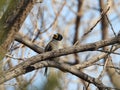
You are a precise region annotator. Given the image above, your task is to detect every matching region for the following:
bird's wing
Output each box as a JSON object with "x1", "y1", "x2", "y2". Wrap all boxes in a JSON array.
[{"x1": 45, "y1": 42, "x2": 53, "y2": 52}]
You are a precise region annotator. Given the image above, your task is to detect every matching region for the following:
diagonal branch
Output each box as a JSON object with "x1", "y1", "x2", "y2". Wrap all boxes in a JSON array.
[
  {"x1": 33, "y1": 61, "x2": 110, "y2": 90},
  {"x1": 14, "y1": 33, "x2": 44, "y2": 53},
  {"x1": 0, "y1": 36, "x2": 120, "y2": 85}
]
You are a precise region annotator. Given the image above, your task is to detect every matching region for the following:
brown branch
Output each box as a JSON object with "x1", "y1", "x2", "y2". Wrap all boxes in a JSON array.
[
  {"x1": 72, "y1": 1, "x2": 89, "y2": 88},
  {"x1": 75, "y1": 45, "x2": 120, "y2": 69},
  {"x1": 0, "y1": 36, "x2": 120, "y2": 85},
  {"x1": 106, "y1": 56, "x2": 120, "y2": 89},
  {"x1": 83, "y1": 6, "x2": 110, "y2": 36},
  {"x1": 1, "y1": 0, "x2": 36, "y2": 51},
  {"x1": 99, "y1": 0, "x2": 109, "y2": 40},
  {"x1": 40, "y1": 1, "x2": 66, "y2": 33},
  {"x1": 99, "y1": 1, "x2": 120, "y2": 89},
  {"x1": 73, "y1": 0, "x2": 83, "y2": 44},
  {"x1": 72, "y1": 0, "x2": 84, "y2": 65},
  {"x1": 105, "y1": 15, "x2": 116, "y2": 36},
  {"x1": 33, "y1": 61, "x2": 109, "y2": 90},
  {"x1": 96, "y1": 49, "x2": 120, "y2": 55},
  {"x1": 14, "y1": 33, "x2": 44, "y2": 53}
]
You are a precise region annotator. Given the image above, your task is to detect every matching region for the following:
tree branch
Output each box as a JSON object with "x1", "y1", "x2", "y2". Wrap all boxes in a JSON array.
[
  {"x1": 33, "y1": 61, "x2": 110, "y2": 90},
  {"x1": 0, "y1": 36, "x2": 120, "y2": 88},
  {"x1": 14, "y1": 33, "x2": 44, "y2": 53}
]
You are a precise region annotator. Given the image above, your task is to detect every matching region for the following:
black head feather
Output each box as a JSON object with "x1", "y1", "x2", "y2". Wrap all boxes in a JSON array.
[{"x1": 53, "y1": 33, "x2": 63, "y2": 41}]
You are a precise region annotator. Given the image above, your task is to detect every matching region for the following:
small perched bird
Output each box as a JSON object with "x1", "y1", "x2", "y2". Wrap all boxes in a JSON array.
[{"x1": 44, "y1": 33, "x2": 63, "y2": 76}]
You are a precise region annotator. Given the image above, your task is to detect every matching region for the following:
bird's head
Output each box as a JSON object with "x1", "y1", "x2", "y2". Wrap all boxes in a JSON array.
[{"x1": 53, "y1": 33, "x2": 63, "y2": 41}]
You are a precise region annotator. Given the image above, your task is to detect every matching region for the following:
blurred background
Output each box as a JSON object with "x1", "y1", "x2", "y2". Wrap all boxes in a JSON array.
[{"x1": 0, "y1": 0, "x2": 120, "y2": 90}]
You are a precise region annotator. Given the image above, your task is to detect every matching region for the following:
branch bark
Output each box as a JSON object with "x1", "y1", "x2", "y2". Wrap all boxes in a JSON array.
[
  {"x1": 15, "y1": 33, "x2": 44, "y2": 53},
  {"x1": 0, "y1": 0, "x2": 36, "y2": 60},
  {"x1": 33, "y1": 61, "x2": 109, "y2": 90},
  {"x1": 0, "y1": 36, "x2": 120, "y2": 86}
]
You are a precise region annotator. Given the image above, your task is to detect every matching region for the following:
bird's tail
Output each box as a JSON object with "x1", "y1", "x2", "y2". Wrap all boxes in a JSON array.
[{"x1": 44, "y1": 67, "x2": 48, "y2": 76}]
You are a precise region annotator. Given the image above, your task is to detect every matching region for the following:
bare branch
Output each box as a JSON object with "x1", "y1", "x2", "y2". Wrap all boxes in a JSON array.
[
  {"x1": 0, "y1": 36, "x2": 120, "y2": 85},
  {"x1": 15, "y1": 33, "x2": 44, "y2": 53},
  {"x1": 83, "y1": 6, "x2": 110, "y2": 36}
]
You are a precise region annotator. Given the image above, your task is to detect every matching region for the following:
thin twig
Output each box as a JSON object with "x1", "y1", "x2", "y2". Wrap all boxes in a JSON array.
[
  {"x1": 105, "y1": 15, "x2": 116, "y2": 36},
  {"x1": 40, "y1": 1, "x2": 66, "y2": 33},
  {"x1": 5, "y1": 54, "x2": 25, "y2": 61},
  {"x1": 83, "y1": 6, "x2": 110, "y2": 36},
  {"x1": 94, "y1": 63, "x2": 120, "y2": 70},
  {"x1": 97, "y1": 49, "x2": 120, "y2": 55}
]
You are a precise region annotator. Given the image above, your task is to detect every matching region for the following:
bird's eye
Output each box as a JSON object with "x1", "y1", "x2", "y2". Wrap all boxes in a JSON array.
[{"x1": 53, "y1": 34, "x2": 58, "y2": 39}]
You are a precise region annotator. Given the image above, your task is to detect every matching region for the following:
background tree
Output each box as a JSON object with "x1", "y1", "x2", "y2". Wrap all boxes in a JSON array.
[{"x1": 0, "y1": 0, "x2": 120, "y2": 90}]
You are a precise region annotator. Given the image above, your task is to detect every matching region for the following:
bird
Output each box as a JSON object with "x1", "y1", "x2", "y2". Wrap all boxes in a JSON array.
[{"x1": 44, "y1": 33, "x2": 63, "y2": 76}]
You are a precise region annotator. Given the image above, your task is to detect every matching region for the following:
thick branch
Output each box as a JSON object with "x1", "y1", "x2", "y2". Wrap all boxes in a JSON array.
[
  {"x1": 0, "y1": 0, "x2": 36, "y2": 60},
  {"x1": 33, "y1": 61, "x2": 109, "y2": 90},
  {"x1": 0, "y1": 36, "x2": 120, "y2": 85},
  {"x1": 15, "y1": 33, "x2": 44, "y2": 53},
  {"x1": 73, "y1": 0, "x2": 83, "y2": 44}
]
